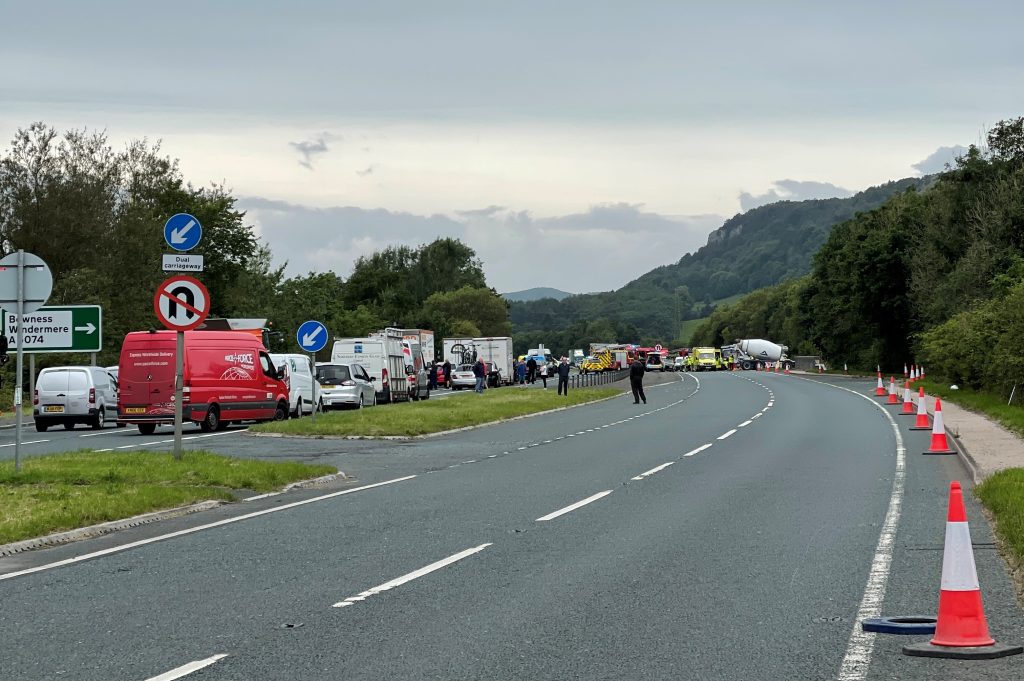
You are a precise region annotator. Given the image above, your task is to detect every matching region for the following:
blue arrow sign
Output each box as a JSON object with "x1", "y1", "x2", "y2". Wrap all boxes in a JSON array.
[
  {"x1": 296, "y1": 320, "x2": 328, "y2": 353},
  {"x1": 164, "y1": 213, "x2": 203, "y2": 251}
]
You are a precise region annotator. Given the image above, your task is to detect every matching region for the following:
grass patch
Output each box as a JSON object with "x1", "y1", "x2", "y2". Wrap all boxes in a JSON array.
[
  {"x1": 917, "y1": 380, "x2": 1024, "y2": 437},
  {"x1": 0, "y1": 450, "x2": 335, "y2": 545},
  {"x1": 677, "y1": 318, "x2": 707, "y2": 346},
  {"x1": 253, "y1": 387, "x2": 622, "y2": 437},
  {"x1": 976, "y1": 468, "x2": 1024, "y2": 573}
]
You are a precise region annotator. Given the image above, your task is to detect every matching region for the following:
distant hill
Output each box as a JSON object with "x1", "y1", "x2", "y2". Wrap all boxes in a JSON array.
[
  {"x1": 503, "y1": 287, "x2": 573, "y2": 302},
  {"x1": 511, "y1": 175, "x2": 934, "y2": 342}
]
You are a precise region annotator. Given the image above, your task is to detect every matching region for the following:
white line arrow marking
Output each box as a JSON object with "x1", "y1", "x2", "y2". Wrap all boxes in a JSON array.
[
  {"x1": 301, "y1": 325, "x2": 324, "y2": 347},
  {"x1": 170, "y1": 219, "x2": 196, "y2": 245},
  {"x1": 74, "y1": 323, "x2": 96, "y2": 334}
]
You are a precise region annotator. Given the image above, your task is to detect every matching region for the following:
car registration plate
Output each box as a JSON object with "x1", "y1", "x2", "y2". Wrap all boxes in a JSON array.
[
  {"x1": 123, "y1": 407, "x2": 146, "y2": 414},
  {"x1": 44, "y1": 405, "x2": 64, "y2": 413},
  {"x1": 322, "y1": 385, "x2": 337, "y2": 390}
]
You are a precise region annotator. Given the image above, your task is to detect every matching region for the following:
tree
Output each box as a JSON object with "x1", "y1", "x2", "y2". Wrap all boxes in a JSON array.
[{"x1": 423, "y1": 286, "x2": 512, "y2": 338}]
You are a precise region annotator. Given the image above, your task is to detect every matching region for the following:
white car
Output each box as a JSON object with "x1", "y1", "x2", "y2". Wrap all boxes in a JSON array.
[
  {"x1": 270, "y1": 353, "x2": 321, "y2": 417},
  {"x1": 315, "y1": 362, "x2": 377, "y2": 410},
  {"x1": 450, "y1": 363, "x2": 480, "y2": 390},
  {"x1": 673, "y1": 356, "x2": 687, "y2": 371},
  {"x1": 34, "y1": 366, "x2": 119, "y2": 431}
]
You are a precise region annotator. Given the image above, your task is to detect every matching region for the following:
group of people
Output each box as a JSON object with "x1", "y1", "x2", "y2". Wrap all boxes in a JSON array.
[
  {"x1": 427, "y1": 359, "x2": 452, "y2": 391},
  {"x1": 512, "y1": 357, "x2": 573, "y2": 395}
]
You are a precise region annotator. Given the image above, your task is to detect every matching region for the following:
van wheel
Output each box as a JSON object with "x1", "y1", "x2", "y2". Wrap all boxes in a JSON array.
[
  {"x1": 138, "y1": 423, "x2": 157, "y2": 435},
  {"x1": 292, "y1": 397, "x2": 302, "y2": 419},
  {"x1": 91, "y1": 408, "x2": 104, "y2": 429},
  {"x1": 35, "y1": 421, "x2": 48, "y2": 433},
  {"x1": 371, "y1": 393, "x2": 377, "y2": 407},
  {"x1": 356, "y1": 395, "x2": 364, "y2": 410},
  {"x1": 317, "y1": 399, "x2": 324, "y2": 413},
  {"x1": 274, "y1": 402, "x2": 288, "y2": 421},
  {"x1": 200, "y1": 406, "x2": 220, "y2": 433}
]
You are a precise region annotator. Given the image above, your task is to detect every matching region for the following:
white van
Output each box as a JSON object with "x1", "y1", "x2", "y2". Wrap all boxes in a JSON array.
[
  {"x1": 332, "y1": 333, "x2": 407, "y2": 403},
  {"x1": 270, "y1": 353, "x2": 321, "y2": 417},
  {"x1": 34, "y1": 366, "x2": 119, "y2": 431}
]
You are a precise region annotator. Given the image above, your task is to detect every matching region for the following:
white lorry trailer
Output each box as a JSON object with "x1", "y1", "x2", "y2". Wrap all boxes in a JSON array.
[
  {"x1": 331, "y1": 329, "x2": 407, "y2": 403},
  {"x1": 474, "y1": 336, "x2": 514, "y2": 386}
]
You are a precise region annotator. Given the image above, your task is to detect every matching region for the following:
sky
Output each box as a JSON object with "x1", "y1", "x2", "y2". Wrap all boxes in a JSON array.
[{"x1": 2, "y1": 1, "x2": 1019, "y2": 293}]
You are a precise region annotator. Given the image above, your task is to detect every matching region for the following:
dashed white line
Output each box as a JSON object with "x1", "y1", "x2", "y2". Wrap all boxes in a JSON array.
[
  {"x1": 684, "y1": 443, "x2": 713, "y2": 457},
  {"x1": 0, "y1": 439, "x2": 48, "y2": 448},
  {"x1": 632, "y1": 461, "x2": 675, "y2": 480},
  {"x1": 332, "y1": 543, "x2": 492, "y2": 608},
  {"x1": 144, "y1": 654, "x2": 228, "y2": 681},
  {"x1": 738, "y1": 420, "x2": 753, "y2": 428},
  {"x1": 0, "y1": 475, "x2": 418, "y2": 582},
  {"x1": 751, "y1": 413, "x2": 762, "y2": 420},
  {"x1": 717, "y1": 429, "x2": 737, "y2": 440},
  {"x1": 536, "y1": 490, "x2": 614, "y2": 522}
]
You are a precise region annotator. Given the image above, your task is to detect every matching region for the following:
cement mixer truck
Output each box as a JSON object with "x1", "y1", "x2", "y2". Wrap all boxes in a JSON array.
[{"x1": 721, "y1": 339, "x2": 794, "y2": 371}]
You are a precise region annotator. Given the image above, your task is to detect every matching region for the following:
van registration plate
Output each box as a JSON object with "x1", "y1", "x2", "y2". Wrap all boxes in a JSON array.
[
  {"x1": 44, "y1": 406, "x2": 64, "y2": 413},
  {"x1": 123, "y1": 407, "x2": 146, "y2": 414}
]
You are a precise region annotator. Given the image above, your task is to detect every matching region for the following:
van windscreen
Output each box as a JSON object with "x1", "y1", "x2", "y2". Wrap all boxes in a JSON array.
[{"x1": 317, "y1": 365, "x2": 351, "y2": 384}]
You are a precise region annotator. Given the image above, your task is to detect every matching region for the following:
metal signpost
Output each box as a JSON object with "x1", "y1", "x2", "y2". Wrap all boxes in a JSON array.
[
  {"x1": 154, "y1": 273, "x2": 210, "y2": 460},
  {"x1": 296, "y1": 320, "x2": 328, "y2": 423},
  {"x1": 0, "y1": 251, "x2": 54, "y2": 471}
]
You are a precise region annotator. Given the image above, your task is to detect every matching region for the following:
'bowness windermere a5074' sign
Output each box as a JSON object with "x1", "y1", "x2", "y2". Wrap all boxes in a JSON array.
[{"x1": 2, "y1": 305, "x2": 102, "y2": 353}]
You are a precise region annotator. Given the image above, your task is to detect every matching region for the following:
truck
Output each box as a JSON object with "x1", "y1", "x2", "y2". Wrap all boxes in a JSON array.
[
  {"x1": 474, "y1": 336, "x2": 514, "y2": 386},
  {"x1": 721, "y1": 339, "x2": 793, "y2": 371},
  {"x1": 333, "y1": 329, "x2": 408, "y2": 403},
  {"x1": 443, "y1": 337, "x2": 477, "y2": 366},
  {"x1": 402, "y1": 329, "x2": 436, "y2": 363},
  {"x1": 581, "y1": 349, "x2": 614, "y2": 373},
  {"x1": 688, "y1": 347, "x2": 725, "y2": 371}
]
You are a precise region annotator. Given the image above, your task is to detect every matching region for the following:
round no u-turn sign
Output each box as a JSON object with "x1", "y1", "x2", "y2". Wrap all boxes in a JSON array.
[{"x1": 154, "y1": 275, "x2": 211, "y2": 331}]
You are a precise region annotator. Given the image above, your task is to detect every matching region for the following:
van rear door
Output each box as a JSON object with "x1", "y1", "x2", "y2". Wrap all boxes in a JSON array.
[
  {"x1": 119, "y1": 334, "x2": 176, "y2": 420},
  {"x1": 36, "y1": 370, "x2": 70, "y2": 415}
]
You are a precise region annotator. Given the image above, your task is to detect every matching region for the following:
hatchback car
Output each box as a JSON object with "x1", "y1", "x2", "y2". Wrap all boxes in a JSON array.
[
  {"x1": 315, "y1": 362, "x2": 377, "y2": 409},
  {"x1": 34, "y1": 366, "x2": 119, "y2": 431}
]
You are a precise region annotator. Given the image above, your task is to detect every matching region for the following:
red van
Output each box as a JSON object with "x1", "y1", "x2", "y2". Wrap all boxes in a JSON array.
[{"x1": 117, "y1": 330, "x2": 289, "y2": 434}]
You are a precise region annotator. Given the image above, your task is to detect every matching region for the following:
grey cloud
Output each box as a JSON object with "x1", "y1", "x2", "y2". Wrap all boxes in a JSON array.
[
  {"x1": 455, "y1": 205, "x2": 506, "y2": 218},
  {"x1": 738, "y1": 179, "x2": 854, "y2": 211},
  {"x1": 913, "y1": 145, "x2": 969, "y2": 175},
  {"x1": 289, "y1": 132, "x2": 336, "y2": 170}
]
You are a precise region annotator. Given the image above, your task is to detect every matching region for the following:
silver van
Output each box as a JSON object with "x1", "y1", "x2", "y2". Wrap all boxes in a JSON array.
[
  {"x1": 270, "y1": 353, "x2": 321, "y2": 417},
  {"x1": 34, "y1": 366, "x2": 119, "y2": 431}
]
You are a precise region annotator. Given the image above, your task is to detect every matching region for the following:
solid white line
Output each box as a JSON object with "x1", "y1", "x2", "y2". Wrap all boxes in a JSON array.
[
  {"x1": 332, "y1": 543, "x2": 492, "y2": 608},
  {"x1": 536, "y1": 490, "x2": 613, "y2": 522},
  {"x1": 717, "y1": 429, "x2": 737, "y2": 440},
  {"x1": 795, "y1": 379, "x2": 906, "y2": 681},
  {"x1": 243, "y1": 492, "x2": 281, "y2": 502},
  {"x1": 738, "y1": 420, "x2": 753, "y2": 428},
  {"x1": 684, "y1": 443, "x2": 713, "y2": 457},
  {"x1": 0, "y1": 475, "x2": 418, "y2": 582},
  {"x1": 145, "y1": 654, "x2": 228, "y2": 681},
  {"x1": 635, "y1": 461, "x2": 675, "y2": 478}
]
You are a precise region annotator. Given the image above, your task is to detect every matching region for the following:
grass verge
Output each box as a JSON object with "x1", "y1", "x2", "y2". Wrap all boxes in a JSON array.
[
  {"x1": 917, "y1": 379, "x2": 1024, "y2": 437},
  {"x1": 976, "y1": 469, "x2": 1024, "y2": 593},
  {"x1": 0, "y1": 450, "x2": 335, "y2": 545},
  {"x1": 252, "y1": 386, "x2": 623, "y2": 438}
]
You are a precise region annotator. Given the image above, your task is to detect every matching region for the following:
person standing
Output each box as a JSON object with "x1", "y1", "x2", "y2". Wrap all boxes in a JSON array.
[
  {"x1": 473, "y1": 359, "x2": 486, "y2": 393},
  {"x1": 516, "y1": 359, "x2": 526, "y2": 385},
  {"x1": 629, "y1": 357, "x2": 647, "y2": 405},
  {"x1": 427, "y1": 360, "x2": 438, "y2": 390},
  {"x1": 556, "y1": 357, "x2": 571, "y2": 395},
  {"x1": 539, "y1": 361, "x2": 549, "y2": 389},
  {"x1": 443, "y1": 359, "x2": 452, "y2": 389},
  {"x1": 526, "y1": 356, "x2": 538, "y2": 384}
]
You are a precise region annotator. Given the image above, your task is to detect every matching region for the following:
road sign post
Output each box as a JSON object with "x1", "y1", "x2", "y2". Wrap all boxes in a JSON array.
[
  {"x1": 0, "y1": 251, "x2": 54, "y2": 471},
  {"x1": 154, "y1": 275, "x2": 211, "y2": 460},
  {"x1": 297, "y1": 320, "x2": 328, "y2": 423}
]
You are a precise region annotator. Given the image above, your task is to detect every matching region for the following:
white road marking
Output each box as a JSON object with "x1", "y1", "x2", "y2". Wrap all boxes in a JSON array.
[
  {"x1": 751, "y1": 413, "x2": 762, "y2": 420},
  {"x1": 517, "y1": 446, "x2": 527, "y2": 450},
  {"x1": 144, "y1": 654, "x2": 228, "y2": 681},
  {"x1": 738, "y1": 420, "x2": 752, "y2": 428},
  {"x1": 717, "y1": 429, "x2": 737, "y2": 440},
  {"x1": 0, "y1": 439, "x2": 48, "y2": 448},
  {"x1": 462, "y1": 460, "x2": 477, "y2": 464},
  {"x1": 792, "y1": 378, "x2": 906, "y2": 681},
  {"x1": 536, "y1": 490, "x2": 614, "y2": 522},
  {"x1": 0, "y1": 476, "x2": 417, "y2": 582},
  {"x1": 78, "y1": 430, "x2": 115, "y2": 438},
  {"x1": 332, "y1": 543, "x2": 492, "y2": 608},
  {"x1": 242, "y1": 492, "x2": 281, "y2": 502},
  {"x1": 633, "y1": 461, "x2": 675, "y2": 480},
  {"x1": 684, "y1": 443, "x2": 713, "y2": 457},
  {"x1": 488, "y1": 454, "x2": 498, "y2": 458}
]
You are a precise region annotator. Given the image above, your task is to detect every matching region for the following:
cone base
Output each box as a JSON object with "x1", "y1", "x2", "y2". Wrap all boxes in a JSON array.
[
  {"x1": 899, "y1": 410, "x2": 916, "y2": 416},
  {"x1": 909, "y1": 425, "x2": 932, "y2": 430},
  {"x1": 903, "y1": 641, "x2": 1022, "y2": 660},
  {"x1": 923, "y1": 449, "x2": 957, "y2": 455}
]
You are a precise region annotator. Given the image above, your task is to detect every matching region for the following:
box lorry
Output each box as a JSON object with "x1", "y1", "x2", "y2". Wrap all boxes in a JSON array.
[
  {"x1": 117, "y1": 330, "x2": 289, "y2": 434},
  {"x1": 474, "y1": 336, "x2": 514, "y2": 386},
  {"x1": 332, "y1": 329, "x2": 407, "y2": 403}
]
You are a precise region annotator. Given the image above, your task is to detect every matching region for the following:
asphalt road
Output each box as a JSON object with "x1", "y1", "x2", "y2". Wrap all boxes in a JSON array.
[{"x1": 1, "y1": 371, "x2": 1021, "y2": 680}]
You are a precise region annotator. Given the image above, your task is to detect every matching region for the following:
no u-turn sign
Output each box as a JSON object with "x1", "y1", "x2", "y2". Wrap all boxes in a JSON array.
[{"x1": 154, "y1": 275, "x2": 211, "y2": 331}]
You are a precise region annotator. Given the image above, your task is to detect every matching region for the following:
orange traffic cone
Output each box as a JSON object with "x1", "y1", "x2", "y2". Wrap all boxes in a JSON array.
[
  {"x1": 886, "y1": 377, "x2": 899, "y2": 404},
  {"x1": 910, "y1": 387, "x2": 931, "y2": 430},
  {"x1": 923, "y1": 398, "x2": 956, "y2": 455},
  {"x1": 899, "y1": 382, "x2": 915, "y2": 415},
  {"x1": 774, "y1": 362, "x2": 779, "y2": 374},
  {"x1": 904, "y1": 363, "x2": 909, "y2": 379},
  {"x1": 904, "y1": 482, "x2": 1022, "y2": 659},
  {"x1": 874, "y1": 372, "x2": 886, "y2": 396},
  {"x1": 784, "y1": 364, "x2": 790, "y2": 375}
]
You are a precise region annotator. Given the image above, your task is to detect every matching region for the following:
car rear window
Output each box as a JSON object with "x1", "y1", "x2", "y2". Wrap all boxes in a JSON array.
[{"x1": 317, "y1": 365, "x2": 351, "y2": 383}]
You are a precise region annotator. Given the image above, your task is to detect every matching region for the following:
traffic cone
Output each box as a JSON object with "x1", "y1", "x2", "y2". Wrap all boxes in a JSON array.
[
  {"x1": 774, "y1": 362, "x2": 779, "y2": 374},
  {"x1": 921, "y1": 365, "x2": 926, "y2": 379},
  {"x1": 910, "y1": 387, "x2": 931, "y2": 430},
  {"x1": 904, "y1": 363, "x2": 909, "y2": 379},
  {"x1": 874, "y1": 372, "x2": 886, "y2": 396},
  {"x1": 900, "y1": 382, "x2": 915, "y2": 415},
  {"x1": 887, "y1": 377, "x2": 899, "y2": 404},
  {"x1": 904, "y1": 482, "x2": 1022, "y2": 659},
  {"x1": 923, "y1": 398, "x2": 956, "y2": 455},
  {"x1": 784, "y1": 364, "x2": 790, "y2": 375}
]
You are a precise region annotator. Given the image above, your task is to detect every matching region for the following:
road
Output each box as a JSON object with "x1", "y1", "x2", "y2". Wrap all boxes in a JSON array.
[{"x1": 1, "y1": 371, "x2": 1021, "y2": 679}]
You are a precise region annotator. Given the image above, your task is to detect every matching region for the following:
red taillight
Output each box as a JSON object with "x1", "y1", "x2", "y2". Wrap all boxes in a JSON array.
[
  {"x1": 89, "y1": 388, "x2": 96, "y2": 404},
  {"x1": 33, "y1": 390, "x2": 38, "y2": 406},
  {"x1": 381, "y1": 369, "x2": 389, "y2": 386}
]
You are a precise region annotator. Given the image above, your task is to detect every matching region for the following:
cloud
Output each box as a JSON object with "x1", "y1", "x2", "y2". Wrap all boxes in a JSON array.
[
  {"x1": 289, "y1": 132, "x2": 336, "y2": 170},
  {"x1": 912, "y1": 145, "x2": 969, "y2": 175},
  {"x1": 238, "y1": 196, "x2": 724, "y2": 293},
  {"x1": 738, "y1": 179, "x2": 855, "y2": 211}
]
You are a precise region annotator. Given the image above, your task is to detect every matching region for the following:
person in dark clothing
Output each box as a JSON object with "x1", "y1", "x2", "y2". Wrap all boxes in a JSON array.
[
  {"x1": 526, "y1": 357, "x2": 538, "y2": 384},
  {"x1": 556, "y1": 357, "x2": 571, "y2": 395},
  {"x1": 443, "y1": 360, "x2": 452, "y2": 389},
  {"x1": 472, "y1": 359, "x2": 486, "y2": 393},
  {"x1": 629, "y1": 358, "x2": 646, "y2": 404},
  {"x1": 428, "y1": 360, "x2": 438, "y2": 390}
]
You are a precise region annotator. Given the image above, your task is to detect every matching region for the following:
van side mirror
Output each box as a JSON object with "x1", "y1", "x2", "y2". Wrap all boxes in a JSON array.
[
  {"x1": 276, "y1": 366, "x2": 286, "y2": 380},
  {"x1": 369, "y1": 376, "x2": 377, "y2": 382}
]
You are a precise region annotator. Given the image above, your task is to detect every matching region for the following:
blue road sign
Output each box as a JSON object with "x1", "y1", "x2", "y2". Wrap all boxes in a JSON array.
[
  {"x1": 164, "y1": 213, "x2": 203, "y2": 251},
  {"x1": 297, "y1": 320, "x2": 329, "y2": 353}
]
